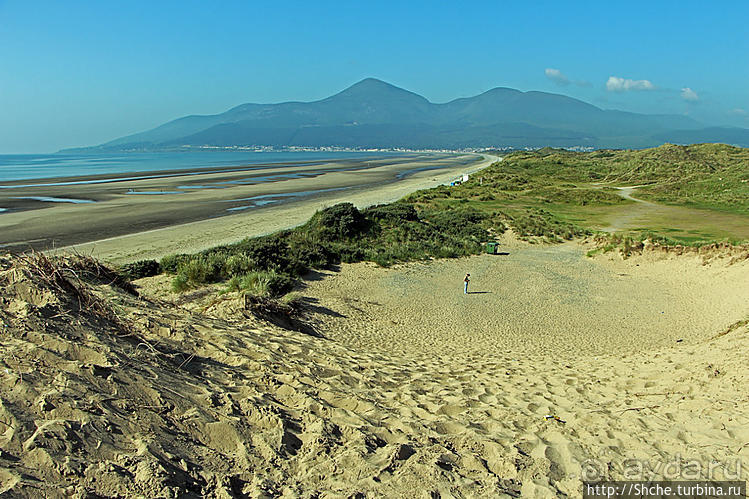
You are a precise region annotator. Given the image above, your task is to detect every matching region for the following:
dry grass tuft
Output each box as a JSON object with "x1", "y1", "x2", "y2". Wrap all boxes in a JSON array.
[{"x1": 3, "y1": 251, "x2": 134, "y2": 327}]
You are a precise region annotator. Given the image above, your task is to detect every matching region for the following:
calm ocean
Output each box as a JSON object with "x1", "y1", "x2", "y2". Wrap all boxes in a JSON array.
[{"x1": 0, "y1": 150, "x2": 413, "y2": 183}]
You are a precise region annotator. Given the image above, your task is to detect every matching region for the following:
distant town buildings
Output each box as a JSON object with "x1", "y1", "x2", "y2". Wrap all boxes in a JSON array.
[{"x1": 182, "y1": 144, "x2": 598, "y2": 153}]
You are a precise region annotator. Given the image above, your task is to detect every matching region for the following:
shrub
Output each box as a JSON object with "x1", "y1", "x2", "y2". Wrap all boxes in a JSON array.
[
  {"x1": 287, "y1": 239, "x2": 336, "y2": 271},
  {"x1": 422, "y1": 208, "x2": 488, "y2": 240},
  {"x1": 171, "y1": 273, "x2": 190, "y2": 293},
  {"x1": 161, "y1": 254, "x2": 191, "y2": 274},
  {"x1": 225, "y1": 270, "x2": 296, "y2": 297},
  {"x1": 224, "y1": 254, "x2": 254, "y2": 275},
  {"x1": 336, "y1": 244, "x2": 366, "y2": 263},
  {"x1": 119, "y1": 259, "x2": 161, "y2": 280},
  {"x1": 365, "y1": 203, "x2": 419, "y2": 224},
  {"x1": 231, "y1": 236, "x2": 293, "y2": 273},
  {"x1": 308, "y1": 203, "x2": 368, "y2": 239}
]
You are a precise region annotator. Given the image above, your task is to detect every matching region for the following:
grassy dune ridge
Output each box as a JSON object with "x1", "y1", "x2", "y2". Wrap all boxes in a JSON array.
[
  {"x1": 438, "y1": 143, "x2": 749, "y2": 245},
  {"x1": 429, "y1": 143, "x2": 749, "y2": 216},
  {"x1": 156, "y1": 202, "x2": 494, "y2": 295}
]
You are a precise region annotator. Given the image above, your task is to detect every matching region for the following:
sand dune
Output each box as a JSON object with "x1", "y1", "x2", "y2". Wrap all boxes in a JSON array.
[
  {"x1": 302, "y1": 232, "x2": 749, "y2": 358},
  {"x1": 1, "y1": 237, "x2": 747, "y2": 496},
  {"x1": 299, "y1": 234, "x2": 749, "y2": 495}
]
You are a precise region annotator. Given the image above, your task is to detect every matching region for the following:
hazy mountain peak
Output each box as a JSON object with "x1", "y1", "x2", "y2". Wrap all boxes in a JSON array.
[
  {"x1": 344, "y1": 77, "x2": 402, "y2": 92},
  {"x1": 328, "y1": 78, "x2": 429, "y2": 103},
  {"x1": 480, "y1": 86, "x2": 522, "y2": 96},
  {"x1": 351, "y1": 77, "x2": 392, "y2": 87}
]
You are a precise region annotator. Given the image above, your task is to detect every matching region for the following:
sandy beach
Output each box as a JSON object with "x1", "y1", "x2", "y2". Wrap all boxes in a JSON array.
[
  {"x1": 301, "y1": 232, "x2": 749, "y2": 359},
  {"x1": 1, "y1": 235, "x2": 747, "y2": 496},
  {"x1": 0, "y1": 153, "x2": 492, "y2": 261}
]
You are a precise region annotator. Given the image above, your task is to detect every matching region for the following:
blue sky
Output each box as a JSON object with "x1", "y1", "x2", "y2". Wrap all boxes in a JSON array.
[{"x1": 1, "y1": 0, "x2": 747, "y2": 153}]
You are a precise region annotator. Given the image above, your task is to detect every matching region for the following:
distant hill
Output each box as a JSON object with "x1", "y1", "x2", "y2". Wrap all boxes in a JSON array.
[
  {"x1": 69, "y1": 78, "x2": 749, "y2": 151},
  {"x1": 651, "y1": 126, "x2": 749, "y2": 146}
]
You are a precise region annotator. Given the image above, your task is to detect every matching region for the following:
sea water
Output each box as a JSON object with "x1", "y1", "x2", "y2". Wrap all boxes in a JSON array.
[{"x1": 0, "y1": 150, "x2": 415, "y2": 183}]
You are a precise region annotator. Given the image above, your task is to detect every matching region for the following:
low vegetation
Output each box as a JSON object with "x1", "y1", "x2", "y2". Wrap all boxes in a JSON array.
[
  {"x1": 160, "y1": 202, "x2": 493, "y2": 296},
  {"x1": 408, "y1": 143, "x2": 749, "y2": 243},
  {"x1": 119, "y1": 259, "x2": 161, "y2": 280}
]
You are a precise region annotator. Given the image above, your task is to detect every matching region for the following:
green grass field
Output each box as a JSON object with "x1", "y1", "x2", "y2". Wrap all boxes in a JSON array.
[{"x1": 405, "y1": 143, "x2": 749, "y2": 244}]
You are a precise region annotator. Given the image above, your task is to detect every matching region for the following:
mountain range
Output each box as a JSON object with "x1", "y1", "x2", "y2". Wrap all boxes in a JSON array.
[{"x1": 73, "y1": 78, "x2": 749, "y2": 151}]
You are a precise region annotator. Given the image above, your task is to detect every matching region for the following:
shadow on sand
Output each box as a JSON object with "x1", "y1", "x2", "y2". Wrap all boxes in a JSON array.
[
  {"x1": 300, "y1": 267, "x2": 341, "y2": 283},
  {"x1": 299, "y1": 296, "x2": 347, "y2": 318}
]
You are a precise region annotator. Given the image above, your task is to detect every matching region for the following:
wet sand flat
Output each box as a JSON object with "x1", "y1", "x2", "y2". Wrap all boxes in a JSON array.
[{"x1": 0, "y1": 153, "x2": 489, "y2": 256}]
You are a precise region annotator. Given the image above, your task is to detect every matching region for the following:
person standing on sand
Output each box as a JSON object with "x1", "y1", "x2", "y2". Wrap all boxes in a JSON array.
[{"x1": 464, "y1": 273, "x2": 470, "y2": 294}]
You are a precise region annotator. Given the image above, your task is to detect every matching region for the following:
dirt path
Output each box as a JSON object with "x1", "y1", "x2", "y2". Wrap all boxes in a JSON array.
[
  {"x1": 601, "y1": 186, "x2": 657, "y2": 232},
  {"x1": 599, "y1": 186, "x2": 749, "y2": 240},
  {"x1": 613, "y1": 185, "x2": 654, "y2": 204}
]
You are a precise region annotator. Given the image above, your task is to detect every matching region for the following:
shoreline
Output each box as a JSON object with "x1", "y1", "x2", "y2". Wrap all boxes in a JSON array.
[
  {"x1": 39, "y1": 153, "x2": 496, "y2": 263},
  {"x1": 0, "y1": 149, "x2": 429, "y2": 184}
]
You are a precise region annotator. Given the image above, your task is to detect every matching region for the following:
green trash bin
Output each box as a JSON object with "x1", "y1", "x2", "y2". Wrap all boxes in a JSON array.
[{"x1": 486, "y1": 242, "x2": 498, "y2": 254}]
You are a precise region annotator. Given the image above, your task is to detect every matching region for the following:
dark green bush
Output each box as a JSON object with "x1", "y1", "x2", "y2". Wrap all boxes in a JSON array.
[
  {"x1": 287, "y1": 238, "x2": 338, "y2": 270},
  {"x1": 119, "y1": 259, "x2": 161, "y2": 280},
  {"x1": 167, "y1": 200, "x2": 494, "y2": 294},
  {"x1": 336, "y1": 244, "x2": 367, "y2": 263},
  {"x1": 229, "y1": 236, "x2": 294, "y2": 273},
  {"x1": 160, "y1": 254, "x2": 190, "y2": 274},
  {"x1": 364, "y1": 203, "x2": 419, "y2": 224},
  {"x1": 308, "y1": 203, "x2": 369, "y2": 239},
  {"x1": 422, "y1": 208, "x2": 488, "y2": 240}
]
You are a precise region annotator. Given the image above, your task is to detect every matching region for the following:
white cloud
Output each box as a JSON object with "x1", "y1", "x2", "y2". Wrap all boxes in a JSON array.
[
  {"x1": 729, "y1": 108, "x2": 747, "y2": 116},
  {"x1": 606, "y1": 76, "x2": 655, "y2": 92},
  {"x1": 680, "y1": 87, "x2": 699, "y2": 101},
  {"x1": 545, "y1": 68, "x2": 591, "y2": 87},
  {"x1": 545, "y1": 68, "x2": 570, "y2": 86}
]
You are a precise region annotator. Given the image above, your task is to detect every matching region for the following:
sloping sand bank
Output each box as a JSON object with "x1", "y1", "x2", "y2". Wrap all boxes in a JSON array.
[
  {"x1": 1, "y1": 241, "x2": 748, "y2": 497},
  {"x1": 302, "y1": 233, "x2": 749, "y2": 358},
  {"x1": 298, "y1": 236, "x2": 749, "y2": 494}
]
